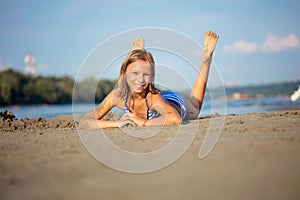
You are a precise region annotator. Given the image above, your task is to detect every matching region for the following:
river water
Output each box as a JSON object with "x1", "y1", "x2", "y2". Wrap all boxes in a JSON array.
[{"x1": 1, "y1": 97, "x2": 299, "y2": 119}]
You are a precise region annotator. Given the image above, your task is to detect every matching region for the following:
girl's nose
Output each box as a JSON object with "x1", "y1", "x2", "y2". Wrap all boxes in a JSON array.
[{"x1": 137, "y1": 74, "x2": 145, "y2": 83}]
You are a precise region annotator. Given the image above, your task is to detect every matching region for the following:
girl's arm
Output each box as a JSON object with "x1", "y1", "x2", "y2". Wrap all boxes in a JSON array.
[
  {"x1": 79, "y1": 89, "x2": 127, "y2": 129},
  {"x1": 121, "y1": 94, "x2": 182, "y2": 127},
  {"x1": 147, "y1": 94, "x2": 182, "y2": 126}
]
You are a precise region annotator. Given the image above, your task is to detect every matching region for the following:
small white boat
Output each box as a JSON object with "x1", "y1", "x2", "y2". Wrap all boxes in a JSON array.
[{"x1": 290, "y1": 85, "x2": 300, "y2": 102}]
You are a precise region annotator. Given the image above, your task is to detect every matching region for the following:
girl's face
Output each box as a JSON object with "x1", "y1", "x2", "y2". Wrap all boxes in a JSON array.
[{"x1": 126, "y1": 60, "x2": 152, "y2": 94}]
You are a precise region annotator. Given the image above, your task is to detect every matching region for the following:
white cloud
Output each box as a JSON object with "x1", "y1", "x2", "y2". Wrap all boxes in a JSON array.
[
  {"x1": 223, "y1": 40, "x2": 258, "y2": 54},
  {"x1": 261, "y1": 33, "x2": 300, "y2": 52},
  {"x1": 223, "y1": 33, "x2": 300, "y2": 54}
]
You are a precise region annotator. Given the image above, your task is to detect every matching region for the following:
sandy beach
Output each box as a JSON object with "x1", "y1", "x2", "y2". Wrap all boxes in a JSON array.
[{"x1": 0, "y1": 110, "x2": 300, "y2": 200}]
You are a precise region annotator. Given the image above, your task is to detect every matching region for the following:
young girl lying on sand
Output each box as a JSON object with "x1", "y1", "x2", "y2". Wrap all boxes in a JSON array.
[{"x1": 80, "y1": 31, "x2": 219, "y2": 129}]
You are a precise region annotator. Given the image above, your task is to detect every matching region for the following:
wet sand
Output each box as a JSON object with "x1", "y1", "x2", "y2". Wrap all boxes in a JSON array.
[{"x1": 0, "y1": 111, "x2": 300, "y2": 200}]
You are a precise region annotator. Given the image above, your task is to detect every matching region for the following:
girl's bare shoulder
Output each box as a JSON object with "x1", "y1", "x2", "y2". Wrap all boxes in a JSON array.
[
  {"x1": 148, "y1": 92, "x2": 165, "y2": 104},
  {"x1": 109, "y1": 88, "x2": 125, "y2": 107}
]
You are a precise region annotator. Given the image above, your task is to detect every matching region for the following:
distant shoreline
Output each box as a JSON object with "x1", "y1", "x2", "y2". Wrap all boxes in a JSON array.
[
  {"x1": 1, "y1": 96, "x2": 300, "y2": 120},
  {"x1": 1, "y1": 69, "x2": 299, "y2": 106}
]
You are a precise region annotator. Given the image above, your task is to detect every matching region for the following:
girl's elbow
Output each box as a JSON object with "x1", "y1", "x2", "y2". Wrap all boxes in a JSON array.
[
  {"x1": 175, "y1": 117, "x2": 182, "y2": 125},
  {"x1": 166, "y1": 115, "x2": 182, "y2": 125}
]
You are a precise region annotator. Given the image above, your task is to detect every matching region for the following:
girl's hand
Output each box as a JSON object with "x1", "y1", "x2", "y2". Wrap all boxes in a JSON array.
[
  {"x1": 121, "y1": 113, "x2": 145, "y2": 127},
  {"x1": 118, "y1": 118, "x2": 137, "y2": 128}
]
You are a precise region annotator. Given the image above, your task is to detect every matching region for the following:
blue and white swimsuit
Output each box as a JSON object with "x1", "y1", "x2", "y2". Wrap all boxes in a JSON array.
[
  {"x1": 124, "y1": 90, "x2": 187, "y2": 120},
  {"x1": 161, "y1": 90, "x2": 187, "y2": 120}
]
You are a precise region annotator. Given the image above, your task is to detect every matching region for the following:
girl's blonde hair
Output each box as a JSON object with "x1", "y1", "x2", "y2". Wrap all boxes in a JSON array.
[{"x1": 117, "y1": 49, "x2": 160, "y2": 100}]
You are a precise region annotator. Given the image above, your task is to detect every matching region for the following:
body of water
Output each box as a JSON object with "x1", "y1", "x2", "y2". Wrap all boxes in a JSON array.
[{"x1": 1, "y1": 97, "x2": 299, "y2": 119}]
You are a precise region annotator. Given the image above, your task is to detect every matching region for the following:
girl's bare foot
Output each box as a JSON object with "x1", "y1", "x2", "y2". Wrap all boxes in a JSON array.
[
  {"x1": 131, "y1": 38, "x2": 145, "y2": 50},
  {"x1": 203, "y1": 31, "x2": 219, "y2": 57}
]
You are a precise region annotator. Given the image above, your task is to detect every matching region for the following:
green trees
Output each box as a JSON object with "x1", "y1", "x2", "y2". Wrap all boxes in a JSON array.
[
  {"x1": 0, "y1": 69, "x2": 116, "y2": 106},
  {"x1": 72, "y1": 77, "x2": 116, "y2": 103},
  {"x1": 0, "y1": 69, "x2": 23, "y2": 105}
]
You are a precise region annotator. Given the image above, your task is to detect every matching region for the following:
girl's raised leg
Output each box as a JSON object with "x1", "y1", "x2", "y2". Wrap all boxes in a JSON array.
[{"x1": 187, "y1": 31, "x2": 219, "y2": 119}]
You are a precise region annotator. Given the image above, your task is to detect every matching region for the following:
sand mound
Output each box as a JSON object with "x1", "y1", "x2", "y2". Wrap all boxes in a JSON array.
[{"x1": 0, "y1": 110, "x2": 77, "y2": 131}]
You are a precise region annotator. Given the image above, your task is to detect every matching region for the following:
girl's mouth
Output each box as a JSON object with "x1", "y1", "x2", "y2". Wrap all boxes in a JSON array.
[{"x1": 134, "y1": 84, "x2": 146, "y2": 91}]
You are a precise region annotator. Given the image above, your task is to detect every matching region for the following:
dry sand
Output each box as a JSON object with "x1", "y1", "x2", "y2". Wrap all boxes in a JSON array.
[{"x1": 0, "y1": 110, "x2": 300, "y2": 200}]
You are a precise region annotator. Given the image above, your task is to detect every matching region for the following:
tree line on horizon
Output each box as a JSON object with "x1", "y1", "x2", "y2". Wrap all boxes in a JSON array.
[
  {"x1": 0, "y1": 69, "x2": 116, "y2": 106},
  {"x1": 1, "y1": 69, "x2": 299, "y2": 107}
]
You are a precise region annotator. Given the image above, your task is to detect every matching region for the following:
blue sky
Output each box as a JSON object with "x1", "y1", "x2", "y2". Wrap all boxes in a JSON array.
[{"x1": 0, "y1": 0, "x2": 300, "y2": 89}]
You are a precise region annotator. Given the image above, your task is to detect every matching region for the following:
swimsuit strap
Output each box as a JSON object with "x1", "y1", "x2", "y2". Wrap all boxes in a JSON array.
[
  {"x1": 145, "y1": 97, "x2": 160, "y2": 119},
  {"x1": 124, "y1": 94, "x2": 159, "y2": 119},
  {"x1": 124, "y1": 95, "x2": 131, "y2": 113},
  {"x1": 124, "y1": 95, "x2": 150, "y2": 116}
]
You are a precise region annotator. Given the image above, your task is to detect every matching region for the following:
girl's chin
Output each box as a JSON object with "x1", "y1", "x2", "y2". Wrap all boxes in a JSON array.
[
  {"x1": 129, "y1": 84, "x2": 148, "y2": 94},
  {"x1": 133, "y1": 89, "x2": 145, "y2": 94},
  {"x1": 132, "y1": 87, "x2": 146, "y2": 94}
]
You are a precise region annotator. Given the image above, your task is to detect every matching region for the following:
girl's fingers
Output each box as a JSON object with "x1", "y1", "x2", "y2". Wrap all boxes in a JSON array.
[
  {"x1": 119, "y1": 118, "x2": 137, "y2": 128},
  {"x1": 121, "y1": 112, "x2": 135, "y2": 120}
]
